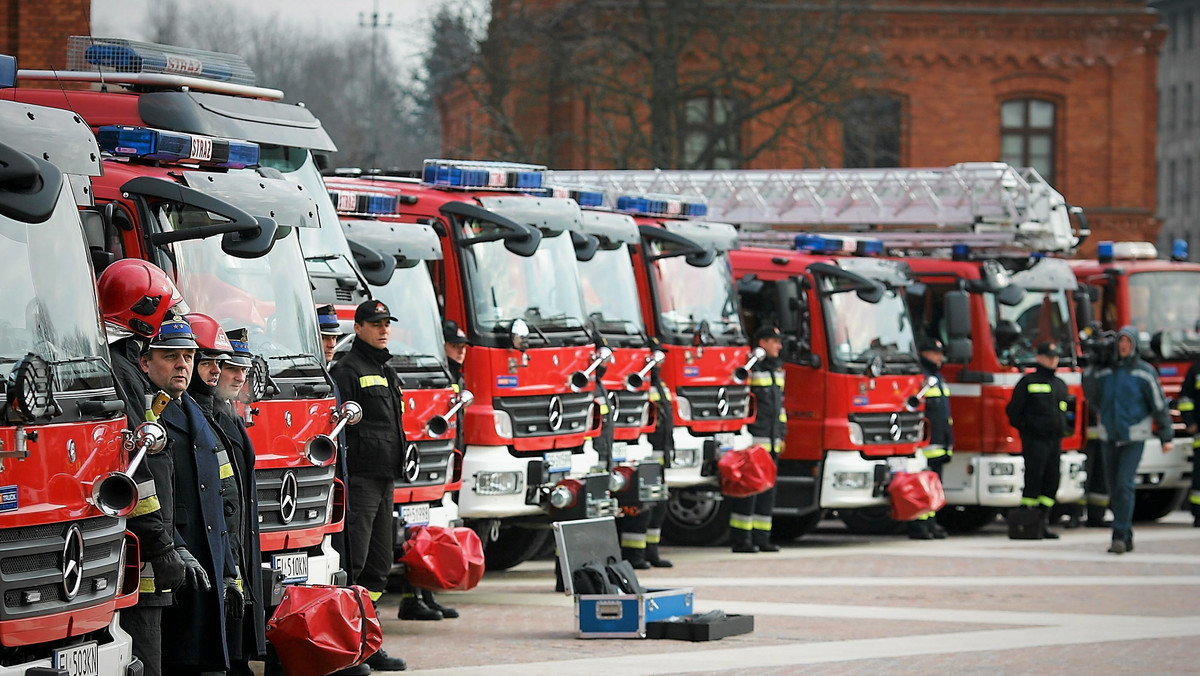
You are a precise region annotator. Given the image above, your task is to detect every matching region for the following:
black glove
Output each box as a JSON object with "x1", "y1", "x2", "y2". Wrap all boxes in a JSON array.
[
  {"x1": 224, "y1": 577, "x2": 245, "y2": 619},
  {"x1": 177, "y1": 547, "x2": 212, "y2": 591},
  {"x1": 147, "y1": 548, "x2": 185, "y2": 593}
]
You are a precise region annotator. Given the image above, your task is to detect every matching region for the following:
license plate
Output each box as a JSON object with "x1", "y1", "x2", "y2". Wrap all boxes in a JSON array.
[
  {"x1": 544, "y1": 450, "x2": 573, "y2": 473},
  {"x1": 715, "y1": 433, "x2": 736, "y2": 452},
  {"x1": 401, "y1": 503, "x2": 430, "y2": 526},
  {"x1": 272, "y1": 553, "x2": 309, "y2": 583},
  {"x1": 886, "y1": 457, "x2": 908, "y2": 473},
  {"x1": 54, "y1": 641, "x2": 98, "y2": 676},
  {"x1": 610, "y1": 442, "x2": 628, "y2": 462}
]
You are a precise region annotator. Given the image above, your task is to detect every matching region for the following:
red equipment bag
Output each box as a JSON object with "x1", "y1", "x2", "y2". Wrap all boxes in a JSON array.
[
  {"x1": 888, "y1": 470, "x2": 947, "y2": 521},
  {"x1": 718, "y1": 445, "x2": 777, "y2": 498},
  {"x1": 401, "y1": 525, "x2": 486, "y2": 592},
  {"x1": 264, "y1": 584, "x2": 382, "y2": 676}
]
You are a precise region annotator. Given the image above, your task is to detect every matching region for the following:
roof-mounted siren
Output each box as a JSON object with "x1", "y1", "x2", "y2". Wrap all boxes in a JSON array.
[
  {"x1": 614, "y1": 192, "x2": 707, "y2": 219},
  {"x1": 795, "y1": 234, "x2": 883, "y2": 257},
  {"x1": 544, "y1": 184, "x2": 605, "y2": 208},
  {"x1": 1172, "y1": 238, "x2": 1189, "y2": 262},
  {"x1": 328, "y1": 188, "x2": 410, "y2": 217},
  {"x1": 67, "y1": 36, "x2": 256, "y2": 85},
  {"x1": 421, "y1": 159, "x2": 546, "y2": 192},
  {"x1": 97, "y1": 125, "x2": 260, "y2": 169},
  {"x1": 1097, "y1": 240, "x2": 1157, "y2": 263}
]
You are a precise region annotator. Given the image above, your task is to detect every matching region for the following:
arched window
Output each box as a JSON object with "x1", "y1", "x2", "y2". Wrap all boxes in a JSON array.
[
  {"x1": 1000, "y1": 98, "x2": 1056, "y2": 184},
  {"x1": 843, "y1": 94, "x2": 901, "y2": 168}
]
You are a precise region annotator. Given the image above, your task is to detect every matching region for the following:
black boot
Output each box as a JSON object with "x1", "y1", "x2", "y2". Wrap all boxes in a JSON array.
[
  {"x1": 330, "y1": 664, "x2": 372, "y2": 676},
  {"x1": 908, "y1": 519, "x2": 933, "y2": 540},
  {"x1": 645, "y1": 543, "x2": 673, "y2": 568},
  {"x1": 422, "y1": 588, "x2": 458, "y2": 619},
  {"x1": 622, "y1": 547, "x2": 652, "y2": 570},
  {"x1": 398, "y1": 594, "x2": 443, "y2": 621},
  {"x1": 730, "y1": 529, "x2": 758, "y2": 553},
  {"x1": 752, "y1": 530, "x2": 780, "y2": 552},
  {"x1": 365, "y1": 648, "x2": 407, "y2": 671},
  {"x1": 1040, "y1": 506, "x2": 1060, "y2": 539}
]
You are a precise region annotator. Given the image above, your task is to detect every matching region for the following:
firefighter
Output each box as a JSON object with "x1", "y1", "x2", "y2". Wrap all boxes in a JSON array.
[
  {"x1": 729, "y1": 326, "x2": 785, "y2": 553},
  {"x1": 642, "y1": 352, "x2": 673, "y2": 569},
  {"x1": 329, "y1": 300, "x2": 409, "y2": 671},
  {"x1": 319, "y1": 303, "x2": 343, "y2": 364},
  {"x1": 1085, "y1": 326, "x2": 1174, "y2": 554},
  {"x1": 1175, "y1": 350, "x2": 1200, "y2": 527},
  {"x1": 141, "y1": 314, "x2": 237, "y2": 675},
  {"x1": 97, "y1": 260, "x2": 185, "y2": 676},
  {"x1": 1006, "y1": 341, "x2": 1070, "y2": 540},
  {"x1": 184, "y1": 315, "x2": 263, "y2": 675},
  {"x1": 912, "y1": 336, "x2": 951, "y2": 540}
]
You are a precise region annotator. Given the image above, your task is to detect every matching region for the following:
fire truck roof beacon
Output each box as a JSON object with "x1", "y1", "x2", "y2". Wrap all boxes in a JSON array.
[
  {"x1": 795, "y1": 234, "x2": 884, "y2": 257},
  {"x1": 97, "y1": 125, "x2": 260, "y2": 169},
  {"x1": 422, "y1": 159, "x2": 546, "y2": 191},
  {"x1": 615, "y1": 193, "x2": 708, "y2": 219}
]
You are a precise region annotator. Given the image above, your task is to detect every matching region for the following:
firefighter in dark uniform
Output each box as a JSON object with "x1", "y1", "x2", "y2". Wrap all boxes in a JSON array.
[
  {"x1": 1175, "y1": 355, "x2": 1200, "y2": 527},
  {"x1": 139, "y1": 315, "x2": 237, "y2": 675},
  {"x1": 912, "y1": 336, "x2": 951, "y2": 540},
  {"x1": 329, "y1": 300, "x2": 408, "y2": 672},
  {"x1": 97, "y1": 260, "x2": 185, "y2": 676},
  {"x1": 1006, "y1": 341, "x2": 1070, "y2": 540},
  {"x1": 642, "y1": 352, "x2": 673, "y2": 568},
  {"x1": 729, "y1": 326, "x2": 785, "y2": 553}
]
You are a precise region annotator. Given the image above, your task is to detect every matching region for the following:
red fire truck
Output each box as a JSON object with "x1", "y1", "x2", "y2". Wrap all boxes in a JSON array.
[
  {"x1": 0, "y1": 90, "x2": 143, "y2": 675},
  {"x1": 543, "y1": 186, "x2": 760, "y2": 546},
  {"x1": 1069, "y1": 241, "x2": 1198, "y2": 521},
  {"x1": 554, "y1": 164, "x2": 1091, "y2": 533},
  {"x1": 10, "y1": 38, "x2": 357, "y2": 595},
  {"x1": 324, "y1": 183, "x2": 467, "y2": 541},
  {"x1": 327, "y1": 163, "x2": 614, "y2": 569}
]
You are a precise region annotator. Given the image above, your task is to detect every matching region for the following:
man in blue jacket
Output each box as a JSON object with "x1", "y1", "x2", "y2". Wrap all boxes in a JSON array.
[{"x1": 1085, "y1": 326, "x2": 1174, "y2": 554}]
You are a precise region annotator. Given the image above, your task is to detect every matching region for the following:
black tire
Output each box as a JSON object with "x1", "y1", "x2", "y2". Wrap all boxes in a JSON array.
[
  {"x1": 770, "y1": 510, "x2": 824, "y2": 542},
  {"x1": 662, "y1": 490, "x2": 729, "y2": 546},
  {"x1": 1132, "y1": 487, "x2": 1186, "y2": 522},
  {"x1": 935, "y1": 505, "x2": 999, "y2": 533},
  {"x1": 839, "y1": 505, "x2": 906, "y2": 535},
  {"x1": 483, "y1": 527, "x2": 550, "y2": 571}
]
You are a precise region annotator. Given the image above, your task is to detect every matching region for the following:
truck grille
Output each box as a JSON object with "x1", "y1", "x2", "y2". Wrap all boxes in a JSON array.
[
  {"x1": 849, "y1": 411, "x2": 924, "y2": 445},
  {"x1": 493, "y1": 392, "x2": 592, "y2": 438},
  {"x1": 257, "y1": 465, "x2": 335, "y2": 532},
  {"x1": 676, "y1": 385, "x2": 751, "y2": 420},
  {"x1": 394, "y1": 437, "x2": 455, "y2": 487},
  {"x1": 0, "y1": 516, "x2": 124, "y2": 621},
  {"x1": 608, "y1": 390, "x2": 650, "y2": 428}
]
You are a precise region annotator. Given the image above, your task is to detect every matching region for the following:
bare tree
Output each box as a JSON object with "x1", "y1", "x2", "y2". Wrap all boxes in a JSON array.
[{"x1": 439, "y1": 0, "x2": 891, "y2": 169}]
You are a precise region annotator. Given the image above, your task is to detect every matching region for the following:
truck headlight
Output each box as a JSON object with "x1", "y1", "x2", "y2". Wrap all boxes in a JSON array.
[
  {"x1": 675, "y1": 396, "x2": 692, "y2": 421},
  {"x1": 672, "y1": 448, "x2": 699, "y2": 468},
  {"x1": 493, "y1": 410, "x2": 513, "y2": 439},
  {"x1": 989, "y1": 462, "x2": 1015, "y2": 476},
  {"x1": 473, "y1": 471, "x2": 522, "y2": 495},
  {"x1": 832, "y1": 471, "x2": 869, "y2": 490},
  {"x1": 847, "y1": 422, "x2": 864, "y2": 446}
]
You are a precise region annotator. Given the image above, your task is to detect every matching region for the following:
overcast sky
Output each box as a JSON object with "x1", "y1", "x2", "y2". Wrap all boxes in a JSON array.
[{"x1": 91, "y1": 0, "x2": 453, "y2": 74}]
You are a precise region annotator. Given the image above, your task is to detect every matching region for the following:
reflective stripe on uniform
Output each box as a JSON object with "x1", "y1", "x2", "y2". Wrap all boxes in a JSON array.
[
  {"x1": 1020, "y1": 496, "x2": 1039, "y2": 507},
  {"x1": 1189, "y1": 492, "x2": 1200, "y2": 506},
  {"x1": 922, "y1": 446, "x2": 950, "y2": 459},
  {"x1": 599, "y1": 403, "x2": 610, "y2": 415},
  {"x1": 359, "y1": 375, "x2": 388, "y2": 388},
  {"x1": 620, "y1": 532, "x2": 647, "y2": 549},
  {"x1": 916, "y1": 511, "x2": 935, "y2": 520},
  {"x1": 729, "y1": 514, "x2": 754, "y2": 531},
  {"x1": 649, "y1": 391, "x2": 661, "y2": 402},
  {"x1": 1086, "y1": 492, "x2": 1110, "y2": 507},
  {"x1": 777, "y1": 412, "x2": 787, "y2": 423},
  {"x1": 1037, "y1": 495, "x2": 1056, "y2": 507},
  {"x1": 752, "y1": 515, "x2": 772, "y2": 531},
  {"x1": 1177, "y1": 400, "x2": 1194, "y2": 411},
  {"x1": 216, "y1": 450, "x2": 234, "y2": 479},
  {"x1": 1059, "y1": 401, "x2": 1068, "y2": 411},
  {"x1": 646, "y1": 528, "x2": 662, "y2": 545},
  {"x1": 925, "y1": 388, "x2": 945, "y2": 398},
  {"x1": 1028, "y1": 383, "x2": 1052, "y2": 393},
  {"x1": 368, "y1": 590, "x2": 384, "y2": 602},
  {"x1": 131, "y1": 496, "x2": 161, "y2": 518},
  {"x1": 452, "y1": 383, "x2": 461, "y2": 394}
]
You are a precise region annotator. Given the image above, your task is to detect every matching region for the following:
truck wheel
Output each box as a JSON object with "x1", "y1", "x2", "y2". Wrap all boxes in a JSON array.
[
  {"x1": 662, "y1": 491, "x2": 729, "y2": 546},
  {"x1": 1132, "y1": 488, "x2": 1185, "y2": 522},
  {"x1": 839, "y1": 505, "x2": 906, "y2": 535},
  {"x1": 484, "y1": 527, "x2": 550, "y2": 571},
  {"x1": 935, "y1": 506, "x2": 999, "y2": 533},
  {"x1": 770, "y1": 511, "x2": 824, "y2": 542}
]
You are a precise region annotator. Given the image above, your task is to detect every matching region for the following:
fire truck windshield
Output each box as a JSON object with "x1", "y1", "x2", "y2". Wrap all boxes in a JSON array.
[
  {"x1": 0, "y1": 184, "x2": 109, "y2": 388},
  {"x1": 651, "y1": 250, "x2": 742, "y2": 345},
  {"x1": 367, "y1": 261, "x2": 447, "y2": 367},
  {"x1": 157, "y1": 205, "x2": 323, "y2": 377},
  {"x1": 986, "y1": 287, "x2": 1075, "y2": 367},
  {"x1": 820, "y1": 279, "x2": 918, "y2": 373},
  {"x1": 579, "y1": 245, "x2": 646, "y2": 346},
  {"x1": 1128, "y1": 271, "x2": 1200, "y2": 348},
  {"x1": 461, "y1": 227, "x2": 587, "y2": 340}
]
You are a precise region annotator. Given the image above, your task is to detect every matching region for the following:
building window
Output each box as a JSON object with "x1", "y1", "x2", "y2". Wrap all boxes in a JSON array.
[
  {"x1": 1000, "y1": 98, "x2": 1056, "y2": 184},
  {"x1": 1169, "y1": 86, "x2": 1178, "y2": 131},
  {"x1": 683, "y1": 97, "x2": 739, "y2": 169},
  {"x1": 1186, "y1": 158, "x2": 1194, "y2": 215},
  {"x1": 1187, "y1": 83, "x2": 1194, "y2": 129},
  {"x1": 1169, "y1": 159, "x2": 1177, "y2": 214},
  {"x1": 843, "y1": 94, "x2": 902, "y2": 168}
]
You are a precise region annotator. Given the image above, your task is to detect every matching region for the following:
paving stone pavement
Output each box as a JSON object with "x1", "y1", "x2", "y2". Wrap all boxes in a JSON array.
[{"x1": 297, "y1": 512, "x2": 1200, "y2": 674}]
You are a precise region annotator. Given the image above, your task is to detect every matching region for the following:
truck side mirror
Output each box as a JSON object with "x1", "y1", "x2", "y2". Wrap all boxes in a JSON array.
[
  {"x1": 221, "y1": 215, "x2": 278, "y2": 259},
  {"x1": 1074, "y1": 289, "x2": 1094, "y2": 329},
  {"x1": 945, "y1": 337, "x2": 972, "y2": 364},
  {"x1": 943, "y1": 290, "x2": 971, "y2": 339}
]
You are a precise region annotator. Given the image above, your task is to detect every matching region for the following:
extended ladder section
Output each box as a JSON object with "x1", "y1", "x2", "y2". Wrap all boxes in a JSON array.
[{"x1": 548, "y1": 163, "x2": 1086, "y2": 254}]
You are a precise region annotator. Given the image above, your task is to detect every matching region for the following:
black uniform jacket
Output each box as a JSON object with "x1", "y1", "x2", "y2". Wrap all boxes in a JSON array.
[
  {"x1": 331, "y1": 338, "x2": 407, "y2": 478},
  {"x1": 921, "y1": 357, "x2": 954, "y2": 451},
  {"x1": 1006, "y1": 363, "x2": 1070, "y2": 439}
]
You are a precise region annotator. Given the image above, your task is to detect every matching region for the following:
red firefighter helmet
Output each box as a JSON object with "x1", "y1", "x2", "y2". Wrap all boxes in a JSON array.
[
  {"x1": 184, "y1": 312, "x2": 234, "y2": 360},
  {"x1": 97, "y1": 259, "x2": 175, "y2": 338}
]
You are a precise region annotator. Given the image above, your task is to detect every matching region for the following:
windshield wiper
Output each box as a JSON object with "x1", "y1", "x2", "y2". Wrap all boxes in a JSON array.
[
  {"x1": 304, "y1": 254, "x2": 339, "y2": 261},
  {"x1": 269, "y1": 353, "x2": 323, "y2": 366}
]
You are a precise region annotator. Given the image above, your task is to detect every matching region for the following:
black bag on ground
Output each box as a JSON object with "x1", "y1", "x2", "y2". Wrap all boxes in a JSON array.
[
  {"x1": 573, "y1": 561, "x2": 618, "y2": 595},
  {"x1": 605, "y1": 560, "x2": 646, "y2": 594},
  {"x1": 1007, "y1": 507, "x2": 1045, "y2": 539}
]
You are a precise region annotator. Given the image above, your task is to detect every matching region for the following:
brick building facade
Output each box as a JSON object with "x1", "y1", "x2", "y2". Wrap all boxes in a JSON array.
[
  {"x1": 440, "y1": 1, "x2": 1165, "y2": 253},
  {"x1": 1, "y1": 0, "x2": 90, "y2": 70}
]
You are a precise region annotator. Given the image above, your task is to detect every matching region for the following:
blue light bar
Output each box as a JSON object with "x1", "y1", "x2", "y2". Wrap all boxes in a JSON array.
[
  {"x1": 329, "y1": 189, "x2": 399, "y2": 216},
  {"x1": 84, "y1": 43, "x2": 234, "y2": 82},
  {"x1": 1097, "y1": 241, "x2": 1114, "y2": 263},
  {"x1": 1172, "y1": 238, "x2": 1189, "y2": 262},
  {"x1": 97, "y1": 125, "x2": 192, "y2": 161},
  {"x1": 545, "y1": 185, "x2": 605, "y2": 208},
  {"x1": 614, "y1": 193, "x2": 707, "y2": 219},
  {"x1": 951, "y1": 243, "x2": 970, "y2": 261},
  {"x1": 795, "y1": 234, "x2": 883, "y2": 257},
  {"x1": 96, "y1": 125, "x2": 260, "y2": 168},
  {"x1": 422, "y1": 159, "x2": 546, "y2": 192}
]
